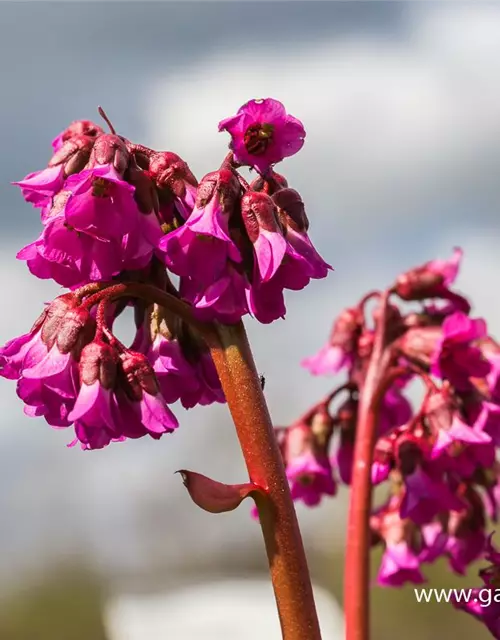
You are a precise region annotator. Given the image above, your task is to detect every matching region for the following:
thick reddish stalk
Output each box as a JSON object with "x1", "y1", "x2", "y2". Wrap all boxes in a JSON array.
[
  {"x1": 208, "y1": 322, "x2": 322, "y2": 640},
  {"x1": 345, "y1": 291, "x2": 391, "y2": 640},
  {"x1": 80, "y1": 283, "x2": 320, "y2": 638}
]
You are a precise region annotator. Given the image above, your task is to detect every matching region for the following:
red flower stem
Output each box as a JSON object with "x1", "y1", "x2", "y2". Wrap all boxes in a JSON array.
[
  {"x1": 80, "y1": 283, "x2": 320, "y2": 638},
  {"x1": 345, "y1": 290, "x2": 391, "y2": 640},
  {"x1": 207, "y1": 322, "x2": 322, "y2": 640}
]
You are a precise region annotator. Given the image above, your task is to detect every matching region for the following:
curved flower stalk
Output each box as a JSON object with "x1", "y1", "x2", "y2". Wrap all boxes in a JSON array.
[
  {"x1": 0, "y1": 100, "x2": 328, "y2": 640},
  {"x1": 285, "y1": 247, "x2": 500, "y2": 639}
]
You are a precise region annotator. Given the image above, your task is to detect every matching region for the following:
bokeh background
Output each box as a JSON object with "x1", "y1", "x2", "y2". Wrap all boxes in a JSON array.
[{"x1": 0, "y1": 1, "x2": 499, "y2": 638}]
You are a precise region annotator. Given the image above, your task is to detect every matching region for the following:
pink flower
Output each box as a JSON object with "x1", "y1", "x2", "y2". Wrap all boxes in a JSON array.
[
  {"x1": 145, "y1": 333, "x2": 224, "y2": 409},
  {"x1": 272, "y1": 188, "x2": 331, "y2": 281},
  {"x1": 149, "y1": 151, "x2": 198, "y2": 222},
  {"x1": 63, "y1": 164, "x2": 140, "y2": 242},
  {"x1": 475, "y1": 402, "x2": 500, "y2": 446},
  {"x1": 427, "y1": 247, "x2": 463, "y2": 286},
  {"x1": 69, "y1": 345, "x2": 180, "y2": 451},
  {"x1": 67, "y1": 341, "x2": 120, "y2": 449},
  {"x1": 160, "y1": 169, "x2": 241, "y2": 286},
  {"x1": 4, "y1": 297, "x2": 96, "y2": 427},
  {"x1": 452, "y1": 537, "x2": 500, "y2": 637},
  {"x1": 241, "y1": 191, "x2": 287, "y2": 283},
  {"x1": 179, "y1": 265, "x2": 250, "y2": 325},
  {"x1": 397, "y1": 439, "x2": 465, "y2": 524},
  {"x1": 431, "y1": 312, "x2": 491, "y2": 390},
  {"x1": 301, "y1": 344, "x2": 349, "y2": 376},
  {"x1": 115, "y1": 351, "x2": 178, "y2": 439},
  {"x1": 400, "y1": 465, "x2": 464, "y2": 525},
  {"x1": 453, "y1": 590, "x2": 500, "y2": 639},
  {"x1": 378, "y1": 541, "x2": 426, "y2": 587},
  {"x1": 0, "y1": 317, "x2": 47, "y2": 380},
  {"x1": 218, "y1": 98, "x2": 305, "y2": 174},
  {"x1": 286, "y1": 452, "x2": 336, "y2": 506},
  {"x1": 371, "y1": 500, "x2": 426, "y2": 587},
  {"x1": 13, "y1": 166, "x2": 64, "y2": 211},
  {"x1": 378, "y1": 387, "x2": 413, "y2": 436},
  {"x1": 431, "y1": 414, "x2": 492, "y2": 459},
  {"x1": 284, "y1": 423, "x2": 336, "y2": 506},
  {"x1": 302, "y1": 307, "x2": 362, "y2": 375},
  {"x1": 17, "y1": 215, "x2": 125, "y2": 287},
  {"x1": 395, "y1": 247, "x2": 463, "y2": 301},
  {"x1": 446, "y1": 508, "x2": 486, "y2": 575},
  {"x1": 419, "y1": 521, "x2": 448, "y2": 564},
  {"x1": 17, "y1": 165, "x2": 162, "y2": 287}
]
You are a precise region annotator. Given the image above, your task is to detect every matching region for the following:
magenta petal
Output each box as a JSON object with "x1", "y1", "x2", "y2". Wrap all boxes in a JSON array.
[
  {"x1": 428, "y1": 247, "x2": 463, "y2": 286},
  {"x1": 68, "y1": 381, "x2": 116, "y2": 430},
  {"x1": 253, "y1": 229, "x2": 287, "y2": 282},
  {"x1": 140, "y1": 392, "x2": 178, "y2": 434},
  {"x1": 64, "y1": 165, "x2": 138, "y2": 242},
  {"x1": 23, "y1": 347, "x2": 70, "y2": 380},
  {"x1": 378, "y1": 542, "x2": 426, "y2": 587},
  {"x1": 301, "y1": 344, "x2": 349, "y2": 376},
  {"x1": 13, "y1": 166, "x2": 64, "y2": 209}
]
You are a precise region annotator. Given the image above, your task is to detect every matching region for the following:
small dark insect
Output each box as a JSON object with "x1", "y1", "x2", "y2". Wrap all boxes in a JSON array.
[{"x1": 259, "y1": 374, "x2": 266, "y2": 390}]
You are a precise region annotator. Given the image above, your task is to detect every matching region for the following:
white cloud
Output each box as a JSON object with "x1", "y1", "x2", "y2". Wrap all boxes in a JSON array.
[{"x1": 143, "y1": 4, "x2": 500, "y2": 233}]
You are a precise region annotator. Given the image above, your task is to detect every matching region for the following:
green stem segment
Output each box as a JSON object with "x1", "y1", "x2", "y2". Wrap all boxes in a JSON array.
[
  {"x1": 344, "y1": 291, "x2": 391, "y2": 640},
  {"x1": 208, "y1": 322, "x2": 322, "y2": 640}
]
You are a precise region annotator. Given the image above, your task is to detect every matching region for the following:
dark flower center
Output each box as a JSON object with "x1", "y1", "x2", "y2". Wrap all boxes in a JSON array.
[
  {"x1": 298, "y1": 473, "x2": 315, "y2": 487},
  {"x1": 92, "y1": 177, "x2": 111, "y2": 198},
  {"x1": 244, "y1": 123, "x2": 274, "y2": 155}
]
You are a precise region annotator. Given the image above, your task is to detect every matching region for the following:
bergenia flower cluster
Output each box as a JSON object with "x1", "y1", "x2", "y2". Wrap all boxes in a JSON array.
[
  {"x1": 280, "y1": 247, "x2": 500, "y2": 637},
  {"x1": 1, "y1": 99, "x2": 329, "y2": 449}
]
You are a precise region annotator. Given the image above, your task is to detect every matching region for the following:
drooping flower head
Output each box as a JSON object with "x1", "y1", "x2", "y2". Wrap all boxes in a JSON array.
[
  {"x1": 282, "y1": 417, "x2": 336, "y2": 507},
  {"x1": 16, "y1": 134, "x2": 164, "y2": 287},
  {"x1": 218, "y1": 98, "x2": 305, "y2": 174},
  {"x1": 431, "y1": 312, "x2": 491, "y2": 391},
  {"x1": 371, "y1": 496, "x2": 426, "y2": 587}
]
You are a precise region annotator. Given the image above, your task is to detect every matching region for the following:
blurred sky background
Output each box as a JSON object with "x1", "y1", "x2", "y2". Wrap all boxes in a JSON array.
[{"x1": 0, "y1": 2, "x2": 499, "y2": 638}]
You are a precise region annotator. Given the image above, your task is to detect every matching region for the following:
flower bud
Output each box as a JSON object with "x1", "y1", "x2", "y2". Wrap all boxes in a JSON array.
[
  {"x1": 397, "y1": 325, "x2": 442, "y2": 365},
  {"x1": 331, "y1": 307, "x2": 364, "y2": 353},
  {"x1": 394, "y1": 248, "x2": 462, "y2": 301},
  {"x1": 51, "y1": 120, "x2": 103, "y2": 152},
  {"x1": 149, "y1": 151, "x2": 198, "y2": 197},
  {"x1": 40, "y1": 294, "x2": 79, "y2": 349},
  {"x1": 56, "y1": 306, "x2": 96, "y2": 357},
  {"x1": 48, "y1": 134, "x2": 96, "y2": 177},
  {"x1": 250, "y1": 171, "x2": 288, "y2": 194},
  {"x1": 127, "y1": 163, "x2": 159, "y2": 214},
  {"x1": 272, "y1": 187, "x2": 309, "y2": 233},
  {"x1": 89, "y1": 134, "x2": 129, "y2": 174},
  {"x1": 196, "y1": 169, "x2": 241, "y2": 214},
  {"x1": 79, "y1": 341, "x2": 118, "y2": 389},
  {"x1": 241, "y1": 191, "x2": 282, "y2": 242},
  {"x1": 120, "y1": 351, "x2": 160, "y2": 399}
]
